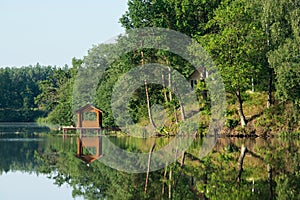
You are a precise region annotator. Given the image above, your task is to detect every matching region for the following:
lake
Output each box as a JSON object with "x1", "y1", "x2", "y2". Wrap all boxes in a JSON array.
[{"x1": 0, "y1": 126, "x2": 299, "y2": 199}]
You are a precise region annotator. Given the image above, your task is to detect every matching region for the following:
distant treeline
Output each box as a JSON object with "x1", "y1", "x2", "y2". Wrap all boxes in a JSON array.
[
  {"x1": 0, "y1": 64, "x2": 54, "y2": 122},
  {"x1": 0, "y1": 59, "x2": 79, "y2": 124}
]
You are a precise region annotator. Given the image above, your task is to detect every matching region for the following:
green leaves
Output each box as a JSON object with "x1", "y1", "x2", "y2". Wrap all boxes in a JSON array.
[
  {"x1": 203, "y1": 0, "x2": 264, "y2": 94},
  {"x1": 269, "y1": 39, "x2": 300, "y2": 108},
  {"x1": 267, "y1": 1, "x2": 300, "y2": 111},
  {"x1": 0, "y1": 65, "x2": 54, "y2": 122}
]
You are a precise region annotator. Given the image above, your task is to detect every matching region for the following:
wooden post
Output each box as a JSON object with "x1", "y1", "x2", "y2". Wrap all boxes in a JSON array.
[
  {"x1": 80, "y1": 128, "x2": 83, "y2": 138},
  {"x1": 77, "y1": 112, "x2": 82, "y2": 127},
  {"x1": 96, "y1": 111, "x2": 99, "y2": 127},
  {"x1": 77, "y1": 137, "x2": 82, "y2": 155},
  {"x1": 62, "y1": 128, "x2": 66, "y2": 138}
]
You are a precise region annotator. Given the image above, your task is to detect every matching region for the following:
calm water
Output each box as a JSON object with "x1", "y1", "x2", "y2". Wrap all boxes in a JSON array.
[{"x1": 0, "y1": 128, "x2": 299, "y2": 199}]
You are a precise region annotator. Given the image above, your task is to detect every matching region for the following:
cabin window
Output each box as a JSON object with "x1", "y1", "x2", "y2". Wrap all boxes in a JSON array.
[
  {"x1": 83, "y1": 112, "x2": 97, "y2": 121},
  {"x1": 86, "y1": 146, "x2": 97, "y2": 155}
]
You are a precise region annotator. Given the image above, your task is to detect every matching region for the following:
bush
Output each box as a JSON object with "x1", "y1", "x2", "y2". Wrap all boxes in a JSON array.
[{"x1": 225, "y1": 118, "x2": 239, "y2": 129}]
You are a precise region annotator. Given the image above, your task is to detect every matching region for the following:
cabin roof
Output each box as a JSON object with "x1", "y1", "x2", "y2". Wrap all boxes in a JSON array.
[
  {"x1": 75, "y1": 155, "x2": 103, "y2": 164},
  {"x1": 188, "y1": 66, "x2": 205, "y2": 80},
  {"x1": 75, "y1": 104, "x2": 103, "y2": 113}
]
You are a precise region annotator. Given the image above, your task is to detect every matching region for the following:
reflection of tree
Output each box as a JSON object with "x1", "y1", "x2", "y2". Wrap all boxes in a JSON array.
[
  {"x1": 0, "y1": 133, "x2": 42, "y2": 174},
  {"x1": 192, "y1": 138, "x2": 300, "y2": 200},
  {"x1": 2, "y1": 133, "x2": 300, "y2": 199},
  {"x1": 34, "y1": 137, "x2": 300, "y2": 199}
]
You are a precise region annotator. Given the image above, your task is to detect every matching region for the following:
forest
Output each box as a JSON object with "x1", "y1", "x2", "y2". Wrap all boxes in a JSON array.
[{"x1": 0, "y1": 0, "x2": 300, "y2": 136}]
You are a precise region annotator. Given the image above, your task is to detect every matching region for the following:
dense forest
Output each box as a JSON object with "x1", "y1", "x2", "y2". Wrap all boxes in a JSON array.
[
  {"x1": 0, "y1": 64, "x2": 54, "y2": 121},
  {"x1": 1, "y1": 0, "x2": 299, "y2": 136}
]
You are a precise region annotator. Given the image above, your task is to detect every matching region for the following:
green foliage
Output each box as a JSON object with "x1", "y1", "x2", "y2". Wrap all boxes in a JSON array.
[
  {"x1": 254, "y1": 102, "x2": 300, "y2": 134},
  {"x1": 0, "y1": 0, "x2": 299, "y2": 133},
  {"x1": 1, "y1": 131, "x2": 300, "y2": 199},
  {"x1": 0, "y1": 64, "x2": 53, "y2": 122},
  {"x1": 2, "y1": 1, "x2": 300, "y2": 199},
  {"x1": 225, "y1": 118, "x2": 239, "y2": 129},
  {"x1": 202, "y1": 0, "x2": 264, "y2": 94},
  {"x1": 269, "y1": 39, "x2": 300, "y2": 110},
  {"x1": 121, "y1": 0, "x2": 221, "y2": 37},
  {"x1": 36, "y1": 58, "x2": 81, "y2": 126},
  {"x1": 276, "y1": 174, "x2": 300, "y2": 200},
  {"x1": 279, "y1": 131, "x2": 300, "y2": 138}
]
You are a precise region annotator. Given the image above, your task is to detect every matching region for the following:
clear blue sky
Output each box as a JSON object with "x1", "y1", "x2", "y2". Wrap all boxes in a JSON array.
[
  {"x1": 0, "y1": 0, "x2": 128, "y2": 67},
  {"x1": 0, "y1": 171, "x2": 83, "y2": 200}
]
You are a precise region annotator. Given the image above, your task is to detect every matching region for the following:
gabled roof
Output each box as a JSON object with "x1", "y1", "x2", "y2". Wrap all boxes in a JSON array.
[
  {"x1": 188, "y1": 66, "x2": 206, "y2": 80},
  {"x1": 75, "y1": 104, "x2": 103, "y2": 113},
  {"x1": 75, "y1": 154, "x2": 103, "y2": 164}
]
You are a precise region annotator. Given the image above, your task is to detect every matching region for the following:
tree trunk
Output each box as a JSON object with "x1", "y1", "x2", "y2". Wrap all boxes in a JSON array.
[
  {"x1": 237, "y1": 144, "x2": 247, "y2": 183},
  {"x1": 144, "y1": 142, "x2": 156, "y2": 194},
  {"x1": 236, "y1": 90, "x2": 247, "y2": 127},
  {"x1": 174, "y1": 83, "x2": 185, "y2": 121},
  {"x1": 251, "y1": 77, "x2": 254, "y2": 92},
  {"x1": 168, "y1": 168, "x2": 172, "y2": 199},
  {"x1": 162, "y1": 74, "x2": 168, "y2": 103},
  {"x1": 203, "y1": 172, "x2": 208, "y2": 200},
  {"x1": 162, "y1": 161, "x2": 168, "y2": 195},
  {"x1": 141, "y1": 44, "x2": 145, "y2": 66},
  {"x1": 265, "y1": 21, "x2": 273, "y2": 109},
  {"x1": 174, "y1": 107, "x2": 178, "y2": 124},
  {"x1": 267, "y1": 164, "x2": 274, "y2": 200},
  {"x1": 168, "y1": 67, "x2": 172, "y2": 102},
  {"x1": 145, "y1": 80, "x2": 156, "y2": 129},
  {"x1": 179, "y1": 105, "x2": 185, "y2": 121},
  {"x1": 180, "y1": 151, "x2": 185, "y2": 167},
  {"x1": 267, "y1": 68, "x2": 273, "y2": 108},
  {"x1": 173, "y1": 151, "x2": 185, "y2": 191}
]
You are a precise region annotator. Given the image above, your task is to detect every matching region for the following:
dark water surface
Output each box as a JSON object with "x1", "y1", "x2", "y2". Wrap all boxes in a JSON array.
[{"x1": 0, "y1": 128, "x2": 299, "y2": 200}]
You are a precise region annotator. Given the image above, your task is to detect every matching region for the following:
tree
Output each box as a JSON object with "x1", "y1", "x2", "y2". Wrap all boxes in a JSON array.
[
  {"x1": 258, "y1": 0, "x2": 294, "y2": 108},
  {"x1": 0, "y1": 65, "x2": 54, "y2": 122},
  {"x1": 120, "y1": 0, "x2": 221, "y2": 37},
  {"x1": 35, "y1": 58, "x2": 81, "y2": 125},
  {"x1": 268, "y1": 0, "x2": 300, "y2": 120},
  {"x1": 201, "y1": 0, "x2": 265, "y2": 127}
]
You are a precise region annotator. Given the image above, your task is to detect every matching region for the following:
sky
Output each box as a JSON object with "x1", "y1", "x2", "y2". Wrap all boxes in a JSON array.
[
  {"x1": 0, "y1": 0, "x2": 128, "y2": 67},
  {"x1": 0, "y1": 171, "x2": 83, "y2": 200}
]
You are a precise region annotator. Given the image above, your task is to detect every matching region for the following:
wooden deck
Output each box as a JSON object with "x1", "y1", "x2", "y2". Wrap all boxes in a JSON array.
[{"x1": 62, "y1": 126, "x2": 121, "y2": 136}]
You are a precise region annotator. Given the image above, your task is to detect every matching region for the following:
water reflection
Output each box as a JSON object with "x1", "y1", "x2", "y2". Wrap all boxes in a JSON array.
[
  {"x1": 75, "y1": 136, "x2": 103, "y2": 164},
  {"x1": 0, "y1": 132, "x2": 79, "y2": 199},
  {"x1": 0, "y1": 132, "x2": 300, "y2": 199},
  {"x1": 0, "y1": 171, "x2": 82, "y2": 200}
]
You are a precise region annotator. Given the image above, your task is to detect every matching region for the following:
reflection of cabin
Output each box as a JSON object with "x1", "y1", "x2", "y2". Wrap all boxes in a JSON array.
[
  {"x1": 75, "y1": 136, "x2": 103, "y2": 164},
  {"x1": 189, "y1": 66, "x2": 208, "y2": 89},
  {"x1": 75, "y1": 104, "x2": 103, "y2": 128}
]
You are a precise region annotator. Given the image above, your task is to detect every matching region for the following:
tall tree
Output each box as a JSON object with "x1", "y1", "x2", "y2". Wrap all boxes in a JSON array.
[
  {"x1": 268, "y1": 0, "x2": 300, "y2": 120},
  {"x1": 259, "y1": 0, "x2": 293, "y2": 108},
  {"x1": 35, "y1": 59, "x2": 81, "y2": 125},
  {"x1": 201, "y1": 0, "x2": 265, "y2": 127}
]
